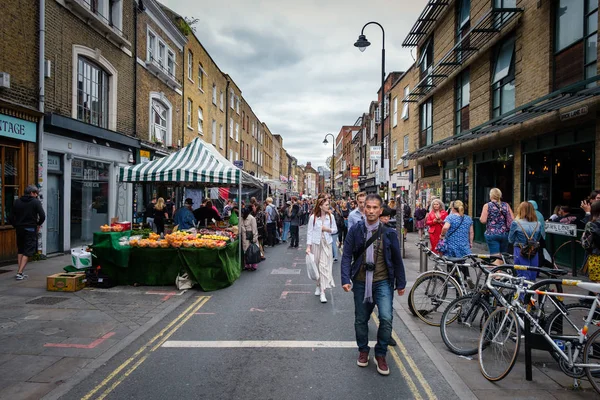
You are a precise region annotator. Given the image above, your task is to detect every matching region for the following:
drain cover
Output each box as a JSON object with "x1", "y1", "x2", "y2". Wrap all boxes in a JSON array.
[{"x1": 26, "y1": 297, "x2": 69, "y2": 305}]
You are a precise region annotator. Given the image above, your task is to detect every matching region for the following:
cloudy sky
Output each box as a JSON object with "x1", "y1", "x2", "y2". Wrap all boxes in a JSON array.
[{"x1": 162, "y1": 0, "x2": 428, "y2": 168}]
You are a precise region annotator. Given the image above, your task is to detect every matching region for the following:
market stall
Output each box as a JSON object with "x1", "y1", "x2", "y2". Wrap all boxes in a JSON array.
[{"x1": 91, "y1": 138, "x2": 262, "y2": 290}]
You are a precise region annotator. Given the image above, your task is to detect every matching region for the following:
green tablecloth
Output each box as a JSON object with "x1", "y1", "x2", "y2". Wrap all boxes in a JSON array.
[
  {"x1": 92, "y1": 234, "x2": 241, "y2": 290},
  {"x1": 92, "y1": 231, "x2": 131, "y2": 268}
]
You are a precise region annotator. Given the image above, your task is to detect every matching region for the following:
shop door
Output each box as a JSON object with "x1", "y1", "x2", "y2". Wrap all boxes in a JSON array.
[
  {"x1": 46, "y1": 174, "x2": 61, "y2": 253},
  {"x1": 475, "y1": 161, "x2": 514, "y2": 216}
]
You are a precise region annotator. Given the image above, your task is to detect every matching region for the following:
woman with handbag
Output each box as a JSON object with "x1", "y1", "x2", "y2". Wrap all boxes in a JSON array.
[
  {"x1": 252, "y1": 203, "x2": 267, "y2": 260},
  {"x1": 439, "y1": 200, "x2": 473, "y2": 258},
  {"x1": 582, "y1": 200, "x2": 600, "y2": 282},
  {"x1": 414, "y1": 201, "x2": 427, "y2": 240},
  {"x1": 508, "y1": 202, "x2": 542, "y2": 280},
  {"x1": 480, "y1": 188, "x2": 514, "y2": 263},
  {"x1": 426, "y1": 199, "x2": 448, "y2": 254},
  {"x1": 306, "y1": 197, "x2": 338, "y2": 303},
  {"x1": 241, "y1": 206, "x2": 260, "y2": 271}
]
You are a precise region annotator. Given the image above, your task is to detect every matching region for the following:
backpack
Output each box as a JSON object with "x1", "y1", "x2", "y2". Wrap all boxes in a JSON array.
[{"x1": 516, "y1": 221, "x2": 539, "y2": 259}]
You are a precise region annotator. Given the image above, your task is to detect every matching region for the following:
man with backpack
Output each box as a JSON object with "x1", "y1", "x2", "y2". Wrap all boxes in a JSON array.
[{"x1": 265, "y1": 197, "x2": 279, "y2": 247}]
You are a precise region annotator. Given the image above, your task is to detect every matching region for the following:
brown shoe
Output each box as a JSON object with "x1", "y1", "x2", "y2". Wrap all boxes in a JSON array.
[
  {"x1": 357, "y1": 351, "x2": 369, "y2": 367},
  {"x1": 375, "y1": 356, "x2": 390, "y2": 376}
]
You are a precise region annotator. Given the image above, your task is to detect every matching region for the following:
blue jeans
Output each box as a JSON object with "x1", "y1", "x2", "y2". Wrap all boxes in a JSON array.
[
  {"x1": 331, "y1": 234, "x2": 339, "y2": 259},
  {"x1": 282, "y1": 221, "x2": 290, "y2": 241},
  {"x1": 484, "y1": 233, "x2": 509, "y2": 254},
  {"x1": 352, "y1": 280, "x2": 394, "y2": 357}
]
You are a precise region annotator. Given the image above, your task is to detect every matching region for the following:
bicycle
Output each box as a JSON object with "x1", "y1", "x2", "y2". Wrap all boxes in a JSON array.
[
  {"x1": 478, "y1": 273, "x2": 600, "y2": 393},
  {"x1": 440, "y1": 265, "x2": 568, "y2": 356}
]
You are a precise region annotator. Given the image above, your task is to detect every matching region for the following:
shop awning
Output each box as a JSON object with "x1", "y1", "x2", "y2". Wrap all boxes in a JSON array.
[
  {"x1": 404, "y1": 75, "x2": 600, "y2": 160},
  {"x1": 118, "y1": 137, "x2": 262, "y2": 188}
]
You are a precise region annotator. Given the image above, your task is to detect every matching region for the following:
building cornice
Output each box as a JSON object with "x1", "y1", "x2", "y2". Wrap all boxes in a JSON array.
[{"x1": 143, "y1": 0, "x2": 187, "y2": 49}]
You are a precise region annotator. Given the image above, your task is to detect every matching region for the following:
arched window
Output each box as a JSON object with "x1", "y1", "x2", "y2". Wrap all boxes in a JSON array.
[{"x1": 149, "y1": 93, "x2": 172, "y2": 146}]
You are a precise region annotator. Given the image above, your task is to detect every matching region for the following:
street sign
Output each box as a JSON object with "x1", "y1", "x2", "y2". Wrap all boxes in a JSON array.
[
  {"x1": 351, "y1": 166, "x2": 360, "y2": 178},
  {"x1": 377, "y1": 167, "x2": 388, "y2": 184},
  {"x1": 545, "y1": 222, "x2": 577, "y2": 237},
  {"x1": 357, "y1": 175, "x2": 367, "y2": 179},
  {"x1": 233, "y1": 160, "x2": 244, "y2": 169},
  {"x1": 370, "y1": 146, "x2": 381, "y2": 160}
]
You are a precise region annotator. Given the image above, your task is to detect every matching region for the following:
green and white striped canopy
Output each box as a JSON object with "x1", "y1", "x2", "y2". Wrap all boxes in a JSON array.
[{"x1": 119, "y1": 138, "x2": 262, "y2": 188}]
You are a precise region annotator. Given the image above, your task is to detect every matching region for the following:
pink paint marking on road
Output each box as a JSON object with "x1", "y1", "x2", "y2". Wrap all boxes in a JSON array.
[
  {"x1": 195, "y1": 312, "x2": 216, "y2": 315},
  {"x1": 44, "y1": 332, "x2": 116, "y2": 349},
  {"x1": 285, "y1": 280, "x2": 313, "y2": 287},
  {"x1": 162, "y1": 294, "x2": 173, "y2": 301},
  {"x1": 249, "y1": 308, "x2": 265, "y2": 312},
  {"x1": 280, "y1": 291, "x2": 311, "y2": 299}
]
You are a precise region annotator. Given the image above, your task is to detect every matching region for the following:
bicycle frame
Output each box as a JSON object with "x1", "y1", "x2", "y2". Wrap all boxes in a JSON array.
[{"x1": 486, "y1": 273, "x2": 600, "y2": 369}]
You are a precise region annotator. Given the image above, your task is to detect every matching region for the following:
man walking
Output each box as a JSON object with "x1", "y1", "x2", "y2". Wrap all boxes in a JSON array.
[
  {"x1": 288, "y1": 197, "x2": 300, "y2": 248},
  {"x1": 341, "y1": 194, "x2": 406, "y2": 376},
  {"x1": 9, "y1": 185, "x2": 45, "y2": 280},
  {"x1": 347, "y1": 192, "x2": 367, "y2": 231}
]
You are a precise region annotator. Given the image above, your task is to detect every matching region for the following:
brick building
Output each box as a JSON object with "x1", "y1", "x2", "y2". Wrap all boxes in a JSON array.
[
  {"x1": 225, "y1": 76, "x2": 242, "y2": 163},
  {"x1": 262, "y1": 123, "x2": 274, "y2": 179},
  {"x1": 41, "y1": 0, "x2": 139, "y2": 254},
  {"x1": 241, "y1": 100, "x2": 262, "y2": 178},
  {"x1": 0, "y1": 0, "x2": 40, "y2": 262},
  {"x1": 400, "y1": 0, "x2": 600, "y2": 243}
]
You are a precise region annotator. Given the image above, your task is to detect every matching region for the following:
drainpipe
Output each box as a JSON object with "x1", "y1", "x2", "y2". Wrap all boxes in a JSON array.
[
  {"x1": 225, "y1": 78, "x2": 230, "y2": 158},
  {"x1": 38, "y1": 0, "x2": 46, "y2": 255}
]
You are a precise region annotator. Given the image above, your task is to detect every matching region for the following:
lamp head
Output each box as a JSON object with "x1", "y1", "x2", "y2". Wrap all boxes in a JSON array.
[
  {"x1": 323, "y1": 138, "x2": 329, "y2": 144},
  {"x1": 354, "y1": 34, "x2": 370, "y2": 52}
]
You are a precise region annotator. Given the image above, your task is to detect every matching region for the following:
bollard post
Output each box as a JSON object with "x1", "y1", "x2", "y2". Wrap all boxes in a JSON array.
[{"x1": 419, "y1": 242, "x2": 428, "y2": 273}]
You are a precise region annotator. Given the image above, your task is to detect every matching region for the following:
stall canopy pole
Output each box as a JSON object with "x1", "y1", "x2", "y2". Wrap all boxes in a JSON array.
[{"x1": 238, "y1": 168, "x2": 242, "y2": 265}]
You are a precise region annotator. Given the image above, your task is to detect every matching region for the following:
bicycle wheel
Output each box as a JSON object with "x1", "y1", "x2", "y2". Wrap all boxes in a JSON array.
[
  {"x1": 584, "y1": 328, "x2": 600, "y2": 394},
  {"x1": 525, "y1": 279, "x2": 564, "y2": 326},
  {"x1": 478, "y1": 307, "x2": 521, "y2": 381},
  {"x1": 545, "y1": 303, "x2": 600, "y2": 337},
  {"x1": 440, "y1": 294, "x2": 492, "y2": 356},
  {"x1": 409, "y1": 272, "x2": 463, "y2": 327}
]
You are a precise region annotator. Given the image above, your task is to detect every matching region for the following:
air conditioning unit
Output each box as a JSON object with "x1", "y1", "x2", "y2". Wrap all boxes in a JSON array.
[{"x1": 0, "y1": 72, "x2": 10, "y2": 89}]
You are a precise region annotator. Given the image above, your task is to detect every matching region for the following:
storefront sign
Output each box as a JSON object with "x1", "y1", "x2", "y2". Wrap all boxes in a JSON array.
[
  {"x1": 351, "y1": 166, "x2": 360, "y2": 178},
  {"x1": 352, "y1": 180, "x2": 359, "y2": 193},
  {"x1": 560, "y1": 106, "x2": 588, "y2": 122},
  {"x1": 545, "y1": 222, "x2": 577, "y2": 237},
  {"x1": 72, "y1": 159, "x2": 83, "y2": 179},
  {"x1": 0, "y1": 114, "x2": 37, "y2": 143},
  {"x1": 370, "y1": 146, "x2": 381, "y2": 160},
  {"x1": 233, "y1": 160, "x2": 244, "y2": 169},
  {"x1": 140, "y1": 150, "x2": 151, "y2": 163},
  {"x1": 47, "y1": 155, "x2": 61, "y2": 172}
]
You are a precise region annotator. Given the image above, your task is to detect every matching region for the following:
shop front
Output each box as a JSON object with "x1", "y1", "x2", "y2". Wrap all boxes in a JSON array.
[
  {"x1": 442, "y1": 158, "x2": 469, "y2": 211},
  {"x1": 0, "y1": 110, "x2": 38, "y2": 262},
  {"x1": 43, "y1": 113, "x2": 139, "y2": 254}
]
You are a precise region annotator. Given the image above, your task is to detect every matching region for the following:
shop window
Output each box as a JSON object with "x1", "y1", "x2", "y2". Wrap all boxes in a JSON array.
[
  {"x1": 149, "y1": 95, "x2": 171, "y2": 146},
  {"x1": 554, "y1": 0, "x2": 598, "y2": 89},
  {"x1": 71, "y1": 159, "x2": 110, "y2": 247},
  {"x1": 443, "y1": 159, "x2": 469, "y2": 210},
  {"x1": 455, "y1": 69, "x2": 470, "y2": 134},
  {"x1": 419, "y1": 98, "x2": 433, "y2": 148},
  {"x1": 0, "y1": 145, "x2": 20, "y2": 226},
  {"x1": 77, "y1": 57, "x2": 109, "y2": 129},
  {"x1": 492, "y1": 36, "x2": 515, "y2": 117}
]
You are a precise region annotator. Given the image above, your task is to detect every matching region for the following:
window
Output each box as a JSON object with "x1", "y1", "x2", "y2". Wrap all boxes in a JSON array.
[
  {"x1": 246, "y1": 143, "x2": 249, "y2": 159},
  {"x1": 392, "y1": 140, "x2": 398, "y2": 166},
  {"x1": 229, "y1": 118, "x2": 234, "y2": 139},
  {"x1": 456, "y1": 0, "x2": 470, "y2": 62},
  {"x1": 230, "y1": 150, "x2": 233, "y2": 161},
  {"x1": 151, "y1": 98, "x2": 168, "y2": 144},
  {"x1": 556, "y1": 0, "x2": 585, "y2": 52},
  {"x1": 384, "y1": 97, "x2": 389, "y2": 118},
  {"x1": 235, "y1": 123, "x2": 239, "y2": 142},
  {"x1": 220, "y1": 91, "x2": 224, "y2": 111},
  {"x1": 77, "y1": 57, "x2": 109, "y2": 128},
  {"x1": 403, "y1": 135, "x2": 409, "y2": 167},
  {"x1": 219, "y1": 124, "x2": 224, "y2": 149},
  {"x1": 585, "y1": 1, "x2": 598, "y2": 85},
  {"x1": 230, "y1": 90, "x2": 235, "y2": 109},
  {"x1": 494, "y1": 0, "x2": 516, "y2": 27},
  {"x1": 252, "y1": 122, "x2": 255, "y2": 137},
  {"x1": 370, "y1": 117, "x2": 375, "y2": 139},
  {"x1": 252, "y1": 146, "x2": 255, "y2": 162},
  {"x1": 188, "y1": 51, "x2": 193, "y2": 81},
  {"x1": 0, "y1": 145, "x2": 20, "y2": 226},
  {"x1": 419, "y1": 38, "x2": 434, "y2": 81},
  {"x1": 455, "y1": 69, "x2": 470, "y2": 134},
  {"x1": 236, "y1": 97, "x2": 240, "y2": 114},
  {"x1": 81, "y1": 0, "x2": 123, "y2": 31},
  {"x1": 402, "y1": 86, "x2": 410, "y2": 119},
  {"x1": 158, "y1": 42, "x2": 165, "y2": 65},
  {"x1": 242, "y1": 111, "x2": 246, "y2": 129},
  {"x1": 235, "y1": 152, "x2": 238, "y2": 161},
  {"x1": 212, "y1": 84, "x2": 217, "y2": 105},
  {"x1": 187, "y1": 98, "x2": 193, "y2": 128},
  {"x1": 167, "y1": 51, "x2": 175, "y2": 76},
  {"x1": 492, "y1": 36, "x2": 516, "y2": 117},
  {"x1": 147, "y1": 28, "x2": 176, "y2": 78},
  {"x1": 198, "y1": 63, "x2": 204, "y2": 91},
  {"x1": 393, "y1": 97, "x2": 398, "y2": 127},
  {"x1": 197, "y1": 107, "x2": 203, "y2": 134},
  {"x1": 148, "y1": 32, "x2": 155, "y2": 62},
  {"x1": 419, "y1": 98, "x2": 433, "y2": 147},
  {"x1": 212, "y1": 120, "x2": 217, "y2": 146}
]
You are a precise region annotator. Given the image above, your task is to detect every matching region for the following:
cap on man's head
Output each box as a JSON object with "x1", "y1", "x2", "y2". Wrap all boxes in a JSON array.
[
  {"x1": 184, "y1": 198, "x2": 194, "y2": 205},
  {"x1": 25, "y1": 185, "x2": 39, "y2": 195}
]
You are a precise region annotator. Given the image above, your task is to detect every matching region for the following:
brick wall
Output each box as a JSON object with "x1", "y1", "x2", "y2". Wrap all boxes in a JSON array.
[
  {"x1": 469, "y1": 55, "x2": 491, "y2": 127},
  {"x1": 0, "y1": 1, "x2": 39, "y2": 109},
  {"x1": 390, "y1": 66, "x2": 419, "y2": 174},
  {"x1": 45, "y1": 0, "x2": 135, "y2": 136}
]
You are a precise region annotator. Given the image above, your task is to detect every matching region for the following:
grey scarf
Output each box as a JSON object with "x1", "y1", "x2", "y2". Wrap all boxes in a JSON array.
[{"x1": 364, "y1": 220, "x2": 380, "y2": 303}]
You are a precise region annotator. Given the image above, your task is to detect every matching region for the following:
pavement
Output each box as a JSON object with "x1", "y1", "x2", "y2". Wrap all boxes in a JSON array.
[{"x1": 0, "y1": 229, "x2": 594, "y2": 399}]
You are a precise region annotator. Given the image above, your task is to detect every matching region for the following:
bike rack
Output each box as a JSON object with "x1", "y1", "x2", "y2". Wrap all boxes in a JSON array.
[{"x1": 523, "y1": 318, "x2": 554, "y2": 381}]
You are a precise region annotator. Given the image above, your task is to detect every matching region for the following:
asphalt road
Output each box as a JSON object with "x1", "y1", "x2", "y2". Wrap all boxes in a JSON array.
[{"x1": 61, "y1": 226, "x2": 459, "y2": 400}]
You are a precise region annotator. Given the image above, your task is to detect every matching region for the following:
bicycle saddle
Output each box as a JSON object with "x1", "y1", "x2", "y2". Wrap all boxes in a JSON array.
[{"x1": 445, "y1": 257, "x2": 467, "y2": 263}]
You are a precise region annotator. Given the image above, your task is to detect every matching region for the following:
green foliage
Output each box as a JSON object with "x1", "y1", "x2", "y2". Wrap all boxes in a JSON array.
[
  {"x1": 177, "y1": 16, "x2": 199, "y2": 36},
  {"x1": 131, "y1": 228, "x2": 153, "y2": 238}
]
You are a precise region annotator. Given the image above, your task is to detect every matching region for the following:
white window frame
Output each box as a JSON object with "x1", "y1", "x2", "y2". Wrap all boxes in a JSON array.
[
  {"x1": 235, "y1": 152, "x2": 238, "y2": 161},
  {"x1": 230, "y1": 90, "x2": 235, "y2": 109},
  {"x1": 219, "y1": 124, "x2": 224, "y2": 149},
  {"x1": 212, "y1": 120, "x2": 217, "y2": 146},
  {"x1": 236, "y1": 97, "x2": 240, "y2": 114},
  {"x1": 229, "y1": 118, "x2": 234, "y2": 139},
  {"x1": 393, "y1": 96, "x2": 398, "y2": 127},
  {"x1": 235, "y1": 123, "x2": 239, "y2": 142},
  {"x1": 402, "y1": 86, "x2": 410, "y2": 120},
  {"x1": 146, "y1": 27, "x2": 176, "y2": 78},
  {"x1": 230, "y1": 150, "x2": 233, "y2": 161},
  {"x1": 197, "y1": 107, "x2": 203, "y2": 134},
  {"x1": 384, "y1": 97, "x2": 389, "y2": 118},
  {"x1": 71, "y1": 45, "x2": 118, "y2": 131},
  {"x1": 187, "y1": 98, "x2": 193, "y2": 129},
  {"x1": 392, "y1": 140, "x2": 397, "y2": 165},
  {"x1": 148, "y1": 92, "x2": 173, "y2": 147},
  {"x1": 187, "y1": 50, "x2": 193, "y2": 82},
  {"x1": 220, "y1": 91, "x2": 224, "y2": 111},
  {"x1": 198, "y1": 64, "x2": 205, "y2": 92},
  {"x1": 403, "y1": 135, "x2": 409, "y2": 167}
]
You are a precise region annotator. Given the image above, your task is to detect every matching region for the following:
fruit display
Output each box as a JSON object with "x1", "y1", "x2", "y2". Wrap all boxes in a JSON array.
[
  {"x1": 100, "y1": 224, "x2": 124, "y2": 232},
  {"x1": 128, "y1": 229, "x2": 234, "y2": 250},
  {"x1": 100, "y1": 225, "x2": 112, "y2": 232}
]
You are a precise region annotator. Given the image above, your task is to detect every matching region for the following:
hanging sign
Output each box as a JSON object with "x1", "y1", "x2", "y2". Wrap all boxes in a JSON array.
[
  {"x1": 370, "y1": 146, "x2": 381, "y2": 160},
  {"x1": 545, "y1": 222, "x2": 577, "y2": 237},
  {"x1": 351, "y1": 166, "x2": 360, "y2": 178}
]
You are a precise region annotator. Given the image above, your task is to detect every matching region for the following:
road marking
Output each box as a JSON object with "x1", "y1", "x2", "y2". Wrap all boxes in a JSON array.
[
  {"x1": 249, "y1": 308, "x2": 265, "y2": 312},
  {"x1": 82, "y1": 296, "x2": 210, "y2": 400},
  {"x1": 44, "y1": 332, "x2": 116, "y2": 349},
  {"x1": 280, "y1": 290, "x2": 311, "y2": 299},
  {"x1": 271, "y1": 268, "x2": 301, "y2": 275},
  {"x1": 285, "y1": 279, "x2": 313, "y2": 286},
  {"x1": 195, "y1": 312, "x2": 215, "y2": 315},
  {"x1": 373, "y1": 314, "x2": 437, "y2": 400},
  {"x1": 145, "y1": 290, "x2": 186, "y2": 296},
  {"x1": 162, "y1": 340, "x2": 378, "y2": 348}
]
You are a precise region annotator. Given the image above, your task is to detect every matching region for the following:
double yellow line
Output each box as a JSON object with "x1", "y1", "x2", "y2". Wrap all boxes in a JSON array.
[
  {"x1": 82, "y1": 296, "x2": 211, "y2": 400},
  {"x1": 373, "y1": 314, "x2": 437, "y2": 400}
]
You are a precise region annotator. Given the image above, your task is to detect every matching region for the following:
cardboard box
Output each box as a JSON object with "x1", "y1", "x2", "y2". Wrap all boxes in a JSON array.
[{"x1": 47, "y1": 272, "x2": 86, "y2": 292}]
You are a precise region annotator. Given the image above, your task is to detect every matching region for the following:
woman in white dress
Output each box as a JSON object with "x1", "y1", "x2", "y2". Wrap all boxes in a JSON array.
[{"x1": 306, "y1": 197, "x2": 338, "y2": 303}]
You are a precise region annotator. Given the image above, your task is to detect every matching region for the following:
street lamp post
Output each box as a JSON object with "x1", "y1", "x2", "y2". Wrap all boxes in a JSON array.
[
  {"x1": 354, "y1": 22, "x2": 385, "y2": 175},
  {"x1": 323, "y1": 133, "x2": 335, "y2": 197}
]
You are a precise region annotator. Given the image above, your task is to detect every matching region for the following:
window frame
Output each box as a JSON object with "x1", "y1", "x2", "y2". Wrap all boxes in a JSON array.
[
  {"x1": 229, "y1": 118, "x2": 234, "y2": 139},
  {"x1": 235, "y1": 123, "x2": 239, "y2": 142},
  {"x1": 212, "y1": 84, "x2": 217, "y2": 105},
  {"x1": 198, "y1": 63, "x2": 205, "y2": 92},
  {"x1": 392, "y1": 96, "x2": 398, "y2": 127},
  {"x1": 403, "y1": 135, "x2": 409, "y2": 167},
  {"x1": 146, "y1": 27, "x2": 176, "y2": 78},
  {"x1": 0, "y1": 143, "x2": 21, "y2": 227},
  {"x1": 149, "y1": 94, "x2": 172, "y2": 147},
  {"x1": 76, "y1": 56, "x2": 110, "y2": 129},
  {"x1": 197, "y1": 107, "x2": 203, "y2": 134},
  {"x1": 492, "y1": 36, "x2": 516, "y2": 117},
  {"x1": 186, "y1": 98, "x2": 193, "y2": 129},
  {"x1": 455, "y1": 68, "x2": 470, "y2": 135},
  {"x1": 220, "y1": 91, "x2": 224, "y2": 111},
  {"x1": 187, "y1": 50, "x2": 193, "y2": 82},
  {"x1": 219, "y1": 124, "x2": 224, "y2": 149},
  {"x1": 419, "y1": 98, "x2": 433, "y2": 147},
  {"x1": 401, "y1": 86, "x2": 410, "y2": 120}
]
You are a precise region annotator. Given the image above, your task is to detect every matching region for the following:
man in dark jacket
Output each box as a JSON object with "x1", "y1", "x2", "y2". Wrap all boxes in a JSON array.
[
  {"x1": 288, "y1": 197, "x2": 300, "y2": 248},
  {"x1": 9, "y1": 185, "x2": 46, "y2": 280},
  {"x1": 341, "y1": 194, "x2": 406, "y2": 376},
  {"x1": 193, "y1": 200, "x2": 222, "y2": 227}
]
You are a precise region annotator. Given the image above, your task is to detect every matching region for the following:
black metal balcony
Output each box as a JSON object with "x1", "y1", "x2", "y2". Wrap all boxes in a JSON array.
[{"x1": 402, "y1": 0, "x2": 451, "y2": 47}]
